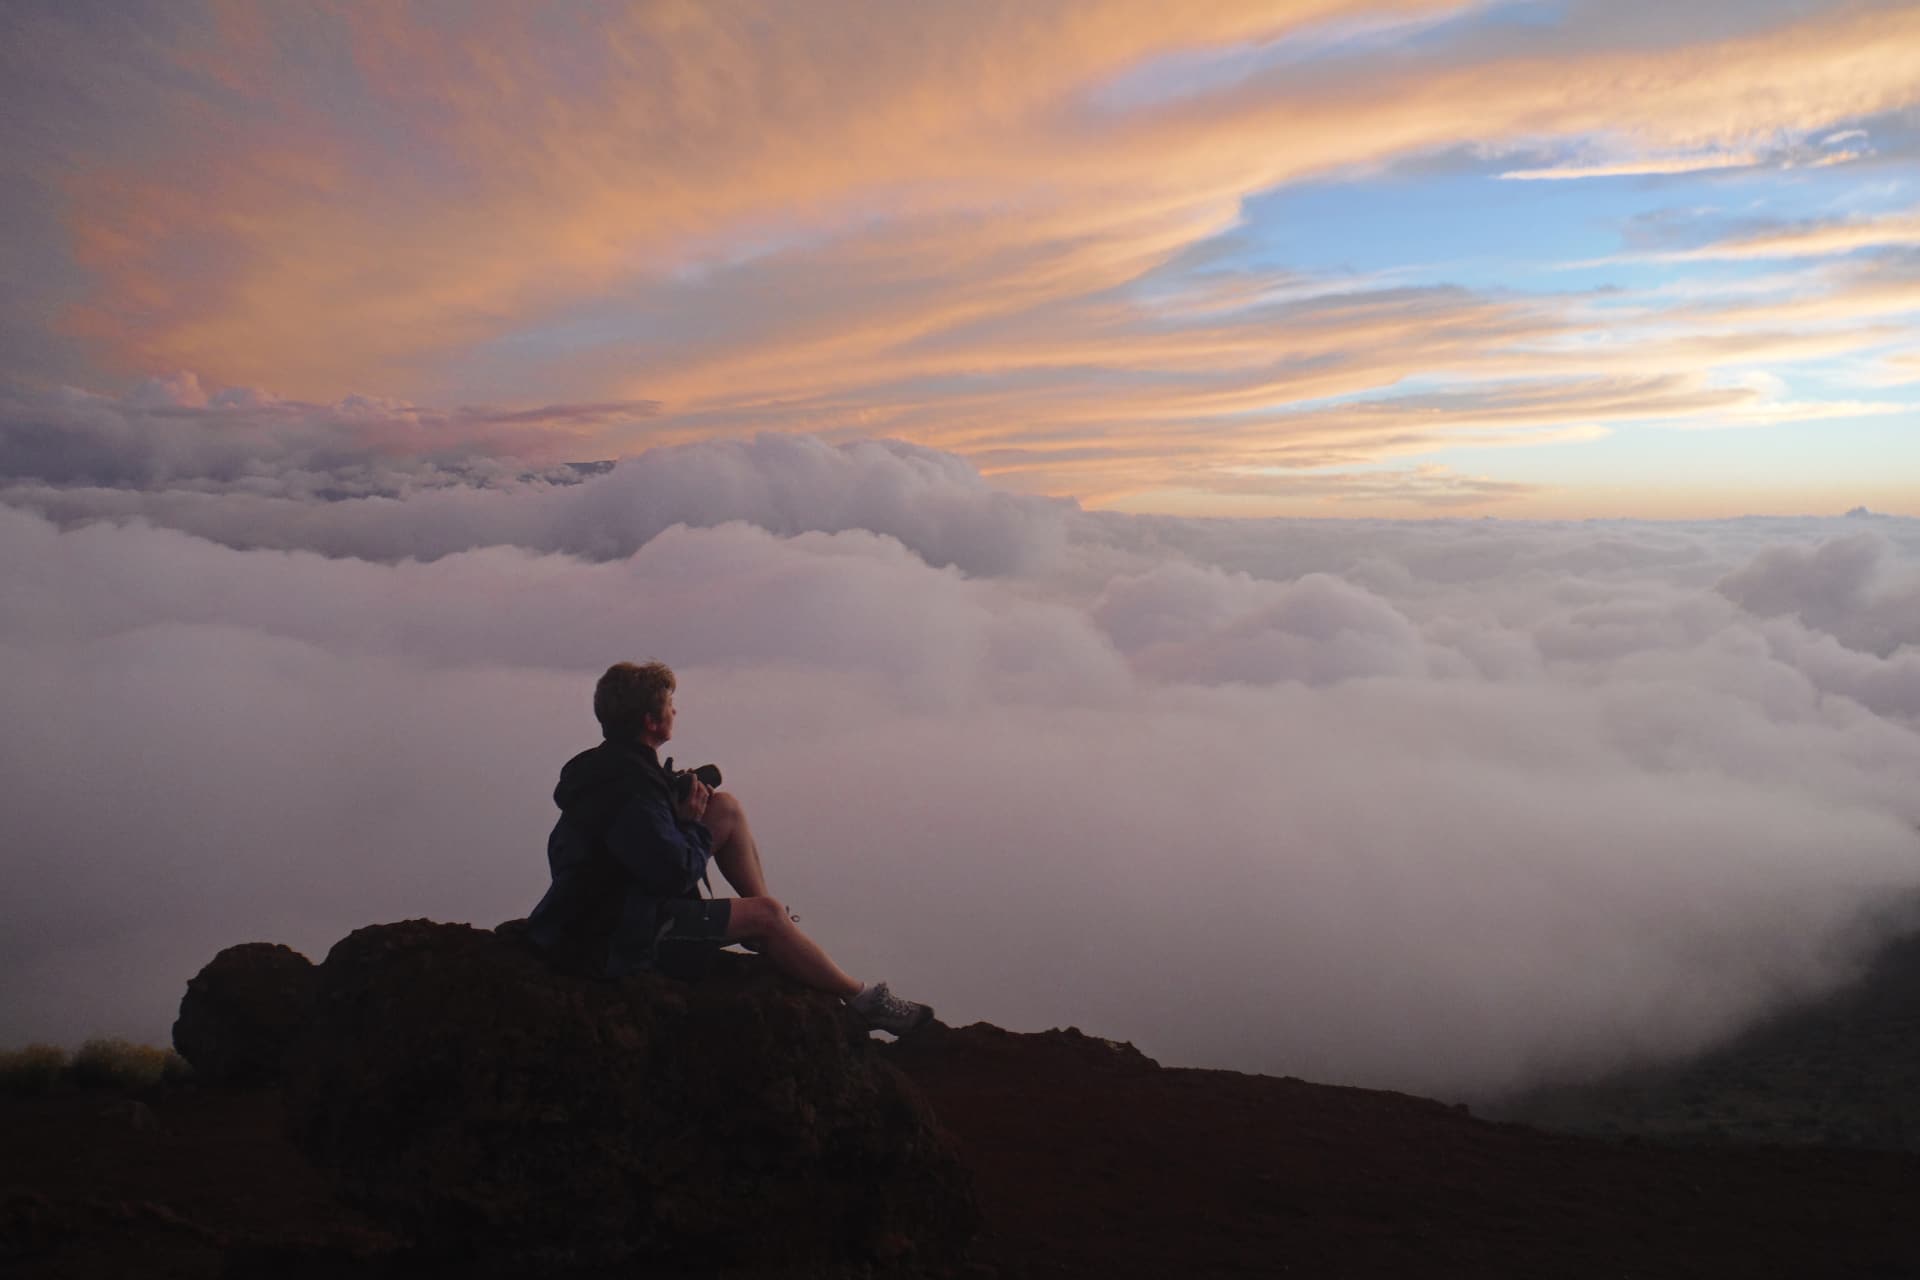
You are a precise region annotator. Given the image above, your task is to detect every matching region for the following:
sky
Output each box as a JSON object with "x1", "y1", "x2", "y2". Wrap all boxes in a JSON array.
[
  {"x1": 2, "y1": 2, "x2": 1919, "y2": 1102},
  {"x1": 2, "y1": 0, "x2": 1917, "y2": 517}
]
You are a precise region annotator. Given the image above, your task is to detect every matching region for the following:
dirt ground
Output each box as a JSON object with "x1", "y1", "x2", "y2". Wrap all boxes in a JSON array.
[
  {"x1": 888, "y1": 1023, "x2": 1920, "y2": 1278},
  {"x1": 5, "y1": 1021, "x2": 1918, "y2": 1278}
]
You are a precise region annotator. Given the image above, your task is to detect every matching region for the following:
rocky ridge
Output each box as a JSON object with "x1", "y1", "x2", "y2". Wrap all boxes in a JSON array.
[
  {"x1": 280, "y1": 919, "x2": 977, "y2": 1271},
  {"x1": 4, "y1": 920, "x2": 1920, "y2": 1278}
]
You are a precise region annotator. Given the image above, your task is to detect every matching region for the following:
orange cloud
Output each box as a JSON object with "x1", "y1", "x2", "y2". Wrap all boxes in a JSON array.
[
  {"x1": 1498, "y1": 152, "x2": 1761, "y2": 180},
  {"x1": 1628, "y1": 207, "x2": 1920, "y2": 264},
  {"x1": 15, "y1": 1, "x2": 1917, "y2": 511},
  {"x1": 44, "y1": 3, "x2": 1917, "y2": 390}
]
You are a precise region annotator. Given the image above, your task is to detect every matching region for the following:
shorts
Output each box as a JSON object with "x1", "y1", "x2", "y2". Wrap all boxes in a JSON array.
[
  {"x1": 658, "y1": 896, "x2": 732, "y2": 943},
  {"x1": 654, "y1": 897, "x2": 733, "y2": 980}
]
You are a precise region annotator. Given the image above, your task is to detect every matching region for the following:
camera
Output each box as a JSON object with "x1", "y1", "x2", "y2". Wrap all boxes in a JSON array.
[{"x1": 665, "y1": 759, "x2": 723, "y2": 803}]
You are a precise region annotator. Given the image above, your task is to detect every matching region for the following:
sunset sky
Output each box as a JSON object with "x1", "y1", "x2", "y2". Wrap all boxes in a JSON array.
[{"x1": 4, "y1": 0, "x2": 1917, "y2": 518}]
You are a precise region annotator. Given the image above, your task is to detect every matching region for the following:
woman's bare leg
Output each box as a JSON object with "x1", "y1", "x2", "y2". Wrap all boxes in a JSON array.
[
  {"x1": 726, "y1": 896, "x2": 859, "y2": 998},
  {"x1": 704, "y1": 792, "x2": 771, "y2": 898}
]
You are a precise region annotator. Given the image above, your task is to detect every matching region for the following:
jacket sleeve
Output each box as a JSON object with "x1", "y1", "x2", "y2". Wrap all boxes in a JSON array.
[{"x1": 604, "y1": 790, "x2": 713, "y2": 897}]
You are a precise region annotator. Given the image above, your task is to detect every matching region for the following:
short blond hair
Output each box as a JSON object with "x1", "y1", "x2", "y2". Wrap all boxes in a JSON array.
[{"x1": 594, "y1": 661, "x2": 674, "y2": 741}]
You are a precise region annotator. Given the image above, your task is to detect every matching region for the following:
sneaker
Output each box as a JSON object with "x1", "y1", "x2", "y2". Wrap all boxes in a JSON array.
[{"x1": 849, "y1": 981, "x2": 934, "y2": 1036}]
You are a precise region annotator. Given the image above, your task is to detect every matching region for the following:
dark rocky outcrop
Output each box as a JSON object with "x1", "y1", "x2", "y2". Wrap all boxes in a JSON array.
[
  {"x1": 171, "y1": 943, "x2": 317, "y2": 1085},
  {"x1": 20, "y1": 958, "x2": 1920, "y2": 1279},
  {"x1": 280, "y1": 919, "x2": 978, "y2": 1272}
]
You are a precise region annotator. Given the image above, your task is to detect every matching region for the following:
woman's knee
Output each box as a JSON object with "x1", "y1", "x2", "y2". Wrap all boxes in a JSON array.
[
  {"x1": 707, "y1": 790, "x2": 743, "y2": 825},
  {"x1": 704, "y1": 790, "x2": 743, "y2": 843}
]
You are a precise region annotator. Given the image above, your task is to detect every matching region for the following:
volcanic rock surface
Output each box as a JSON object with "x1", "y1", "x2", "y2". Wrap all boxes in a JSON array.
[
  {"x1": 171, "y1": 942, "x2": 318, "y2": 1086},
  {"x1": 279, "y1": 919, "x2": 977, "y2": 1271},
  {"x1": 11, "y1": 922, "x2": 1920, "y2": 1277}
]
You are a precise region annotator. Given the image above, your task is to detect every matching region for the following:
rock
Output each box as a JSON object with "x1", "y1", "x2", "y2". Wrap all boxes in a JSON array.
[
  {"x1": 0, "y1": 1190, "x2": 223, "y2": 1263},
  {"x1": 96, "y1": 1100, "x2": 159, "y2": 1133},
  {"x1": 172, "y1": 943, "x2": 317, "y2": 1085},
  {"x1": 888, "y1": 1019, "x2": 1161, "y2": 1080},
  {"x1": 282, "y1": 919, "x2": 978, "y2": 1271},
  {"x1": 1, "y1": 1189, "x2": 62, "y2": 1260}
]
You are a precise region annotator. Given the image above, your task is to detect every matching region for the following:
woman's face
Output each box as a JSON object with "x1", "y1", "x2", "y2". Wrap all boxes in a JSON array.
[{"x1": 646, "y1": 693, "x2": 677, "y2": 746}]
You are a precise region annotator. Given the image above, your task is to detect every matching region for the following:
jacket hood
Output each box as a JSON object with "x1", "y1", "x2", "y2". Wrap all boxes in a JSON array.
[{"x1": 553, "y1": 740, "x2": 662, "y2": 813}]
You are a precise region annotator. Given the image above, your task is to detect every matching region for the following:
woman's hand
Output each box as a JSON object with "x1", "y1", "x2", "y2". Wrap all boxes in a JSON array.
[{"x1": 673, "y1": 778, "x2": 712, "y2": 825}]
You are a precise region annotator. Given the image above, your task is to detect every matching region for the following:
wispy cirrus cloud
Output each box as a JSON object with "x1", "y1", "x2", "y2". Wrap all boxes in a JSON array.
[
  {"x1": 1187, "y1": 462, "x2": 1546, "y2": 508},
  {"x1": 1606, "y1": 207, "x2": 1920, "y2": 265},
  {"x1": 1498, "y1": 151, "x2": 1763, "y2": 181},
  {"x1": 18, "y1": 3, "x2": 1919, "y2": 390},
  {"x1": 1667, "y1": 259, "x2": 1920, "y2": 329},
  {"x1": 3, "y1": 1, "x2": 1917, "y2": 513},
  {"x1": 1877, "y1": 351, "x2": 1920, "y2": 385}
]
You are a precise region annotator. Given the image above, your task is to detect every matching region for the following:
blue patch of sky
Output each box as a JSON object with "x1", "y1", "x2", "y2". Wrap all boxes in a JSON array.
[
  {"x1": 1217, "y1": 154, "x2": 1901, "y2": 298},
  {"x1": 1141, "y1": 133, "x2": 1919, "y2": 504}
]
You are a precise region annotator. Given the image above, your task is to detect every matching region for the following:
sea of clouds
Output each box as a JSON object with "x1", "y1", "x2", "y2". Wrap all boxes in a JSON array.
[{"x1": 3, "y1": 384, "x2": 1918, "y2": 1100}]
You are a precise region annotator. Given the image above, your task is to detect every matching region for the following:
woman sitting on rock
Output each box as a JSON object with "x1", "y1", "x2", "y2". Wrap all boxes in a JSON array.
[{"x1": 527, "y1": 660, "x2": 933, "y2": 1036}]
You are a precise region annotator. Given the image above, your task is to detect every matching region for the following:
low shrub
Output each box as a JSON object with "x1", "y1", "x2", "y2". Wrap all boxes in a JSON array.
[
  {"x1": 67, "y1": 1038, "x2": 184, "y2": 1090},
  {"x1": 0, "y1": 1044, "x2": 69, "y2": 1095}
]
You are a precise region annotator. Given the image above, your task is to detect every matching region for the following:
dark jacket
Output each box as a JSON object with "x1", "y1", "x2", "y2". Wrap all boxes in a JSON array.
[{"x1": 526, "y1": 739, "x2": 713, "y2": 976}]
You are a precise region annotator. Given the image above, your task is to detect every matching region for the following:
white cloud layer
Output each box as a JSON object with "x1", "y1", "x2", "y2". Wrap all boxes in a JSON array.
[
  {"x1": 0, "y1": 383, "x2": 1073, "y2": 575},
  {"x1": 3, "y1": 436, "x2": 1918, "y2": 1100}
]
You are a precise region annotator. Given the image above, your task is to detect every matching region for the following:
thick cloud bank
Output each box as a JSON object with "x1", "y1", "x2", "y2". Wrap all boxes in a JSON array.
[
  {"x1": 0, "y1": 381, "x2": 1071, "y2": 575},
  {"x1": 3, "y1": 432, "x2": 1918, "y2": 1100}
]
